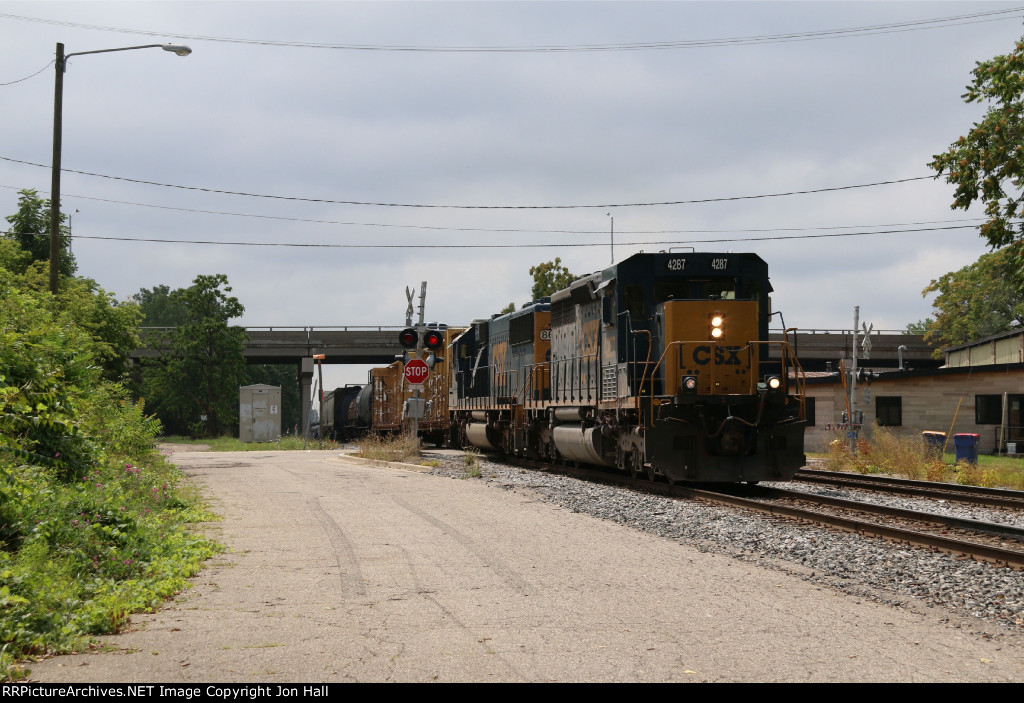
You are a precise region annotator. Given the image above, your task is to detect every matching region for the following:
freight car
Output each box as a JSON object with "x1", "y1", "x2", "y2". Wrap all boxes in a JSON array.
[
  {"x1": 351, "y1": 324, "x2": 465, "y2": 446},
  {"x1": 319, "y1": 384, "x2": 365, "y2": 441},
  {"x1": 448, "y1": 251, "x2": 806, "y2": 483}
]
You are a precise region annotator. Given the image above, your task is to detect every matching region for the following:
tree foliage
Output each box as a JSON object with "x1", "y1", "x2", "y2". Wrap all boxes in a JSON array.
[
  {"x1": 141, "y1": 275, "x2": 247, "y2": 437},
  {"x1": 930, "y1": 35, "x2": 1024, "y2": 265},
  {"x1": 133, "y1": 284, "x2": 190, "y2": 327},
  {"x1": 3, "y1": 188, "x2": 76, "y2": 278},
  {"x1": 244, "y1": 364, "x2": 299, "y2": 432},
  {"x1": 905, "y1": 318, "x2": 934, "y2": 335},
  {"x1": 529, "y1": 258, "x2": 576, "y2": 300},
  {"x1": 0, "y1": 195, "x2": 220, "y2": 680},
  {"x1": 920, "y1": 246, "x2": 1024, "y2": 352}
]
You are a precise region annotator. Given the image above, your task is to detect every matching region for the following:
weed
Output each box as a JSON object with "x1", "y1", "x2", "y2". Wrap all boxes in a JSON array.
[
  {"x1": 354, "y1": 433, "x2": 421, "y2": 463},
  {"x1": 818, "y1": 424, "x2": 1024, "y2": 490},
  {"x1": 462, "y1": 448, "x2": 482, "y2": 478}
]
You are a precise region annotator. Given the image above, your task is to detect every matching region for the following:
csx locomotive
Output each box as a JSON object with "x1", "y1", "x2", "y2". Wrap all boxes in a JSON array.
[{"x1": 355, "y1": 251, "x2": 806, "y2": 483}]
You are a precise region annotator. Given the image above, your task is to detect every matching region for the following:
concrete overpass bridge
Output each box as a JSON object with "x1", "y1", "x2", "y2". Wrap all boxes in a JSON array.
[
  {"x1": 134, "y1": 326, "x2": 938, "y2": 368},
  {"x1": 134, "y1": 325, "x2": 937, "y2": 431},
  {"x1": 132, "y1": 326, "x2": 939, "y2": 432}
]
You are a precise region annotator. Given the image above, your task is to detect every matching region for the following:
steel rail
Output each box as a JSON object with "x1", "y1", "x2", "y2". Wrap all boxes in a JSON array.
[
  {"x1": 756, "y1": 485, "x2": 1024, "y2": 540},
  {"x1": 795, "y1": 468, "x2": 1024, "y2": 508},
  {"x1": 678, "y1": 485, "x2": 1024, "y2": 569}
]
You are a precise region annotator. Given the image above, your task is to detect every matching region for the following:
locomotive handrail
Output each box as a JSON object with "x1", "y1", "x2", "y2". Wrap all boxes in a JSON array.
[
  {"x1": 494, "y1": 369, "x2": 519, "y2": 406},
  {"x1": 519, "y1": 361, "x2": 551, "y2": 409},
  {"x1": 549, "y1": 352, "x2": 599, "y2": 405}
]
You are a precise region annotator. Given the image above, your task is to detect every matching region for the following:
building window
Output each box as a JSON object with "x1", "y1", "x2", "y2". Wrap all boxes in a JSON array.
[
  {"x1": 876, "y1": 396, "x2": 902, "y2": 427},
  {"x1": 976, "y1": 394, "x2": 1024, "y2": 425}
]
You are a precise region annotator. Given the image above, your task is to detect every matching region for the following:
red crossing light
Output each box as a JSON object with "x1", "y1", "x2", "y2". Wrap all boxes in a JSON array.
[
  {"x1": 423, "y1": 329, "x2": 444, "y2": 350},
  {"x1": 398, "y1": 328, "x2": 418, "y2": 349}
]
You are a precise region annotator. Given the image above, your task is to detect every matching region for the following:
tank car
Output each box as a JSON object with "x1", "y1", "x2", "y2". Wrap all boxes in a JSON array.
[
  {"x1": 319, "y1": 385, "x2": 365, "y2": 442},
  {"x1": 450, "y1": 252, "x2": 806, "y2": 483}
]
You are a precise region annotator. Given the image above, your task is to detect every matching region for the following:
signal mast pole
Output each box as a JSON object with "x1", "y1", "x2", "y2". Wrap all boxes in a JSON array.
[{"x1": 850, "y1": 306, "x2": 858, "y2": 453}]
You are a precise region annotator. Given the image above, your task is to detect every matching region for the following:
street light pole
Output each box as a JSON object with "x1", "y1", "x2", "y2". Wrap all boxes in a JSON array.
[
  {"x1": 49, "y1": 42, "x2": 191, "y2": 294},
  {"x1": 49, "y1": 42, "x2": 64, "y2": 295}
]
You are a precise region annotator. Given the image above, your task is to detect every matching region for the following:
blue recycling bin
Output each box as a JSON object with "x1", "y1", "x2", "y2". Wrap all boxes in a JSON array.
[
  {"x1": 953, "y1": 433, "x2": 980, "y2": 465},
  {"x1": 922, "y1": 431, "x2": 946, "y2": 458}
]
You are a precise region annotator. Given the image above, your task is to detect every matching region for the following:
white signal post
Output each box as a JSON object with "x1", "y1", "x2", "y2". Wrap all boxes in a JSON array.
[
  {"x1": 404, "y1": 357, "x2": 429, "y2": 438},
  {"x1": 313, "y1": 354, "x2": 325, "y2": 443}
]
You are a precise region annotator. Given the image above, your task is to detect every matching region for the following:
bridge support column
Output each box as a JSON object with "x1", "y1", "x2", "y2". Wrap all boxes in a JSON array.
[{"x1": 299, "y1": 357, "x2": 314, "y2": 437}]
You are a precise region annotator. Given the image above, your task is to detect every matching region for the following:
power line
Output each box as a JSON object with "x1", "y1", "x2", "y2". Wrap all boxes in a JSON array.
[
  {"x1": 0, "y1": 156, "x2": 932, "y2": 209},
  {"x1": 0, "y1": 182, "x2": 987, "y2": 236},
  {"x1": 60, "y1": 223, "x2": 983, "y2": 249},
  {"x1": 0, "y1": 183, "x2": 983, "y2": 235},
  {"x1": 1, "y1": 8, "x2": 1021, "y2": 53},
  {"x1": 0, "y1": 60, "x2": 53, "y2": 86}
]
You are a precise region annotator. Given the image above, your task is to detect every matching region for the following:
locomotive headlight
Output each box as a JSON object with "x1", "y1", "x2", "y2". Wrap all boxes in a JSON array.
[
  {"x1": 710, "y1": 315, "x2": 724, "y2": 338},
  {"x1": 682, "y1": 376, "x2": 698, "y2": 394},
  {"x1": 766, "y1": 375, "x2": 782, "y2": 390}
]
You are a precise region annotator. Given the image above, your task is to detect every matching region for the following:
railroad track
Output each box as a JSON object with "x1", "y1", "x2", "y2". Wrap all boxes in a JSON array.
[
  {"x1": 794, "y1": 468, "x2": 1024, "y2": 509},
  {"x1": 470, "y1": 453, "x2": 1024, "y2": 569},
  {"x1": 688, "y1": 483, "x2": 1024, "y2": 569}
]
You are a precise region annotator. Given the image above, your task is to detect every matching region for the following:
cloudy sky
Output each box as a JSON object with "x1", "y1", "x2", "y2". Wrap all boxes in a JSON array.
[{"x1": 2, "y1": 1, "x2": 1021, "y2": 387}]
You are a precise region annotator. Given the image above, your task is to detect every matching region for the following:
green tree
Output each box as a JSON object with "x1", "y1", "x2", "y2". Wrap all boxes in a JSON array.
[
  {"x1": 905, "y1": 318, "x2": 934, "y2": 335},
  {"x1": 930, "y1": 35, "x2": 1024, "y2": 266},
  {"x1": 142, "y1": 275, "x2": 247, "y2": 437},
  {"x1": 3, "y1": 188, "x2": 76, "y2": 277},
  {"x1": 920, "y1": 247, "x2": 1024, "y2": 353},
  {"x1": 244, "y1": 364, "x2": 299, "y2": 431},
  {"x1": 529, "y1": 258, "x2": 576, "y2": 300},
  {"x1": 133, "y1": 284, "x2": 190, "y2": 326}
]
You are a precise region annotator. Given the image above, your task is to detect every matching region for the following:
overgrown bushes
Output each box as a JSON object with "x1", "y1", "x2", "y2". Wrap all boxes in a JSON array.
[
  {"x1": 1, "y1": 273, "x2": 218, "y2": 680},
  {"x1": 822, "y1": 424, "x2": 1024, "y2": 489}
]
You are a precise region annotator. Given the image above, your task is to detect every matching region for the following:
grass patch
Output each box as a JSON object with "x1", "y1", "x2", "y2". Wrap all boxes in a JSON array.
[
  {"x1": 461, "y1": 448, "x2": 482, "y2": 478},
  {"x1": 353, "y1": 433, "x2": 421, "y2": 463},
  {"x1": 160, "y1": 436, "x2": 338, "y2": 451},
  {"x1": 819, "y1": 425, "x2": 1024, "y2": 489}
]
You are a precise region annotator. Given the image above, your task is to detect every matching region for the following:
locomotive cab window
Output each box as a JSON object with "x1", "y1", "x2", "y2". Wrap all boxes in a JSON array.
[
  {"x1": 624, "y1": 284, "x2": 646, "y2": 322},
  {"x1": 656, "y1": 278, "x2": 740, "y2": 302}
]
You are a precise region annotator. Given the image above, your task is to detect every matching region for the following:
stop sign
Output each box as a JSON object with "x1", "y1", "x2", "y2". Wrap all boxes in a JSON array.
[{"x1": 404, "y1": 359, "x2": 429, "y2": 385}]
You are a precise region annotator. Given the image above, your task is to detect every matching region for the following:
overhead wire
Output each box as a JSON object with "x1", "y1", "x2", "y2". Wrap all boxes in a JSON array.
[
  {"x1": 0, "y1": 60, "x2": 53, "y2": 86},
  {"x1": 1, "y1": 7, "x2": 1021, "y2": 52},
  {"x1": 0, "y1": 156, "x2": 931, "y2": 209},
  {"x1": 40, "y1": 223, "x2": 988, "y2": 249},
  {"x1": 0, "y1": 183, "x2": 989, "y2": 236}
]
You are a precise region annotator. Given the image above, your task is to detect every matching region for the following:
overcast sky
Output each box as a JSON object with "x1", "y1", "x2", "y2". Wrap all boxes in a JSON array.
[{"x1": 2, "y1": 1, "x2": 1021, "y2": 387}]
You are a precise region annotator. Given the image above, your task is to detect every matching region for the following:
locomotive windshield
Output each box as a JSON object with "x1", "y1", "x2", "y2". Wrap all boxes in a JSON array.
[{"x1": 655, "y1": 278, "x2": 739, "y2": 302}]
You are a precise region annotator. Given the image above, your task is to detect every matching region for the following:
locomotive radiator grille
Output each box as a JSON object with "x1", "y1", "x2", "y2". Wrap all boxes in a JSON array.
[{"x1": 601, "y1": 364, "x2": 617, "y2": 400}]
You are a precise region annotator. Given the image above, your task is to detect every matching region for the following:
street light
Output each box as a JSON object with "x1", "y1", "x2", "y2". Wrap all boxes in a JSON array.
[{"x1": 49, "y1": 42, "x2": 191, "y2": 294}]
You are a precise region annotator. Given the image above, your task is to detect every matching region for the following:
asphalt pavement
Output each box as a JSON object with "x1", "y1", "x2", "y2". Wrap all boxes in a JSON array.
[{"x1": 25, "y1": 448, "x2": 1024, "y2": 683}]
